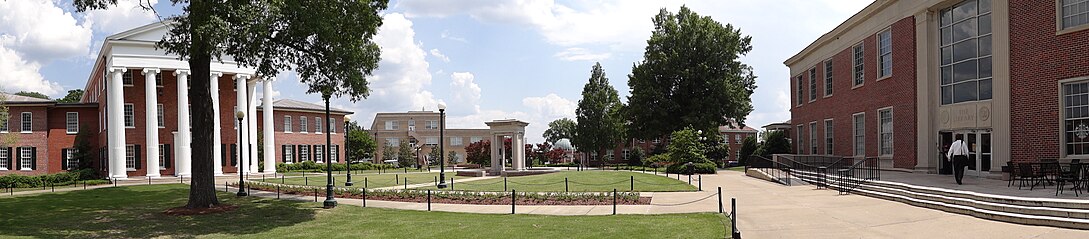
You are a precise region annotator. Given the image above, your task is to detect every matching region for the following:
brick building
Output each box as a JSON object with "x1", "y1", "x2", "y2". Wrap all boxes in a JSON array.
[
  {"x1": 369, "y1": 111, "x2": 491, "y2": 165},
  {"x1": 0, "y1": 22, "x2": 349, "y2": 178},
  {"x1": 785, "y1": 0, "x2": 1089, "y2": 178}
]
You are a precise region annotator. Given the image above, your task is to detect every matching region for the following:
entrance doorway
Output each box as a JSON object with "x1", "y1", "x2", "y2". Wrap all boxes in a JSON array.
[{"x1": 939, "y1": 129, "x2": 992, "y2": 177}]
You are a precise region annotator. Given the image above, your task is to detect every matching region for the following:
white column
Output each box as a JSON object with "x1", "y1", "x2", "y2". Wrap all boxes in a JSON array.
[
  {"x1": 513, "y1": 132, "x2": 524, "y2": 171},
  {"x1": 143, "y1": 68, "x2": 161, "y2": 178},
  {"x1": 211, "y1": 72, "x2": 224, "y2": 175},
  {"x1": 262, "y1": 79, "x2": 276, "y2": 174},
  {"x1": 174, "y1": 70, "x2": 192, "y2": 177},
  {"x1": 235, "y1": 74, "x2": 247, "y2": 172},
  {"x1": 108, "y1": 67, "x2": 128, "y2": 179},
  {"x1": 247, "y1": 80, "x2": 259, "y2": 173}
]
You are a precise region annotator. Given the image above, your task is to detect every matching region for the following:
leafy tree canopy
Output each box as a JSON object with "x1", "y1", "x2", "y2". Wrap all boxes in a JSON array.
[
  {"x1": 57, "y1": 89, "x2": 84, "y2": 103},
  {"x1": 667, "y1": 127, "x2": 710, "y2": 165},
  {"x1": 14, "y1": 91, "x2": 49, "y2": 100},
  {"x1": 627, "y1": 6, "x2": 757, "y2": 140},
  {"x1": 543, "y1": 118, "x2": 577, "y2": 143},
  {"x1": 346, "y1": 121, "x2": 376, "y2": 161},
  {"x1": 573, "y1": 62, "x2": 624, "y2": 160}
]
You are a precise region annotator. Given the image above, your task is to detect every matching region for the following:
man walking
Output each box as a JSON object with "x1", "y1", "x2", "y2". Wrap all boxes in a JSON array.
[{"x1": 946, "y1": 135, "x2": 970, "y2": 185}]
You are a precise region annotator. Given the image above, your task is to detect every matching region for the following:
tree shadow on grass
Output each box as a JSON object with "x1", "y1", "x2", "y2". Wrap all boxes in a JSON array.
[{"x1": 0, "y1": 184, "x2": 318, "y2": 238}]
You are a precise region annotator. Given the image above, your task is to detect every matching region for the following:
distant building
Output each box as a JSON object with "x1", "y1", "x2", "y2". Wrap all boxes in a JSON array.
[{"x1": 368, "y1": 111, "x2": 490, "y2": 165}]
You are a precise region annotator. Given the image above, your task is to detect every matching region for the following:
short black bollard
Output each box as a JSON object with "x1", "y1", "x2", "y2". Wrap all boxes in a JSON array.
[
  {"x1": 314, "y1": 189, "x2": 318, "y2": 202},
  {"x1": 612, "y1": 188, "x2": 617, "y2": 215},
  {"x1": 450, "y1": 177, "x2": 454, "y2": 190},
  {"x1": 396, "y1": 174, "x2": 399, "y2": 184},
  {"x1": 224, "y1": 182, "x2": 228, "y2": 192},
  {"x1": 630, "y1": 176, "x2": 634, "y2": 191},
  {"x1": 362, "y1": 189, "x2": 367, "y2": 207},
  {"x1": 427, "y1": 190, "x2": 432, "y2": 211},
  {"x1": 262, "y1": 174, "x2": 266, "y2": 182},
  {"x1": 305, "y1": 176, "x2": 309, "y2": 185},
  {"x1": 511, "y1": 189, "x2": 516, "y2": 214},
  {"x1": 717, "y1": 187, "x2": 723, "y2": 213},
  {"x1": 434, "y1": 176, "x2": 438, "y2": 186},
  {"x1": 405, "y1": 179, "x2": 408, "y2": 189},
  {"x1": 282, "y1": 174, "x2": 286, "y2": 184},
  {"x1": 148, "y1": 177, "x2": 152, "y2": 185},
  {"x1": 83, "y1": 181, "x2": 87, "y2": 189},
  {"x1": 688, "y1": 174, "x2": 692, "y2": 185},
  {"x1": 504, "y1": 177, "x2": 508, "y2": 191},
  {"x1": 114, "y1": 179, "x2": 118, "y2": 187},
  {"x1": 277, "y1": 185, "x2": 281, "y2": 199},
  {"x1": 51, "y1": 183, "x2": 54, "y2": 192},
  {"x1": 365, "y1": 177, "x2": 368, "y2": 188},
  {"x1": 698, "y1": 174, "x2": 702, "y2": 191},
  {"x1": 565, "y1": 177, "x2": 569, "y2": 192},
  {"x1": 404, "y1": 168, "x2": 407, "y2": 174},
  {"x1": 731, "y1": 198, "x2": 740, "y2": 239}
]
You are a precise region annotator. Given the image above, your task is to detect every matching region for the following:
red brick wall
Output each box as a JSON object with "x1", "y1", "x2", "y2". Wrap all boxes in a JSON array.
[
  {"x1": 1009, "y1": 0, "x2": 1089, "y2": 162},
  {"x1": 45, "y1": 106, "x2": 99, "y2": 173},
  {"x1": 1, "y1": 106, "x2": 49, "y2": 175},
  {"x1": 270, "y1": 111, "x2": 345, "y2": 165},
  {"x1": 790, "y1": 16, "x2": 918, "y2": 169}
]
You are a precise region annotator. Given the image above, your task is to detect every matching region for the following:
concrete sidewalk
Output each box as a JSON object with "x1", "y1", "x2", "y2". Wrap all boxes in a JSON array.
[{"x1": 706, "y1": 170, "x2": 1089, "y2": 239}]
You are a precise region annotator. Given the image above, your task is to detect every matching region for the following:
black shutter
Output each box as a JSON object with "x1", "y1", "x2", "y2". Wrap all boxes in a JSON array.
[
  {"x1": 281, "y1": 145, "x2": 287, "y2": 163},
  {"x1": 61, "y1": 148, "x2": 69, "y2": 171},
  {"x1": 134, "y1": 145, "x2": 141, "y2": 170},
  {"x1": 221, "y1": 144, "x2": 227, "y2": 166},
  {"x1": 6, "y1": 147, "x2": 12, "y2": 170},
  {"x1": 15, "y1": 147, "x2": 21, "y2": 170},
  {"x1": 165, "y1": 144, "x2": 172, "y2": 168},
  {"x1": 31, "y1": 147, "x2": 37, "y2": 170},
  {"x1": 231, "y1": 144, "x2": 237, "y2": 166}
]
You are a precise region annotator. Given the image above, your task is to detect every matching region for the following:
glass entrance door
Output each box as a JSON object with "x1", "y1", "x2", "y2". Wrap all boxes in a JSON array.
[{"x1": 939, "y1": 130, "x2": 993, "y2": 177}]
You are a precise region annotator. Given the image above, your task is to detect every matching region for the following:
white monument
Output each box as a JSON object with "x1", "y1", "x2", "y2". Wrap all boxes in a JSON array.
[{"x1": 486, "y1": 119, "x2": 529, "y2": 174}]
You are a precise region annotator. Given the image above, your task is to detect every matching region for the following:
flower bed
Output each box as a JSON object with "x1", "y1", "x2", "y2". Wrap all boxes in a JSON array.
[{"x1": 240, "y1": 181, "x2": 650, "y2": 205}]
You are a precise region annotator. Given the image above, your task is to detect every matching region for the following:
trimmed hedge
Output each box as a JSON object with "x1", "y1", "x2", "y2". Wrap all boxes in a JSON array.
[
  {"x1": 544, "y1": 163, "x2": 577, "y2": 167},
  {"x1": 0, "y1": 169, "x2": 103, "y2": 188},
  {"x1": 665, "y1": 162, "x2": 717, "y2": 175},
  {"x1": 276, "y1": 161, "x2": 395, "y2": 172}
]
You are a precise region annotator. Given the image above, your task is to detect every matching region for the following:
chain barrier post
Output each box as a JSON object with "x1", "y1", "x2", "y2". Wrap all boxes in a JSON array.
[
  {"x1": 718, "y1": 187, "x2": 723, "y2": 213},
  {"x1": 630, "y1": 176, "x2": 634, "y2": 191},
  {"x1": 698, "y1": 174, "x2": 702, "y2": 191},
  {"x1": 511, "y1": 189, "x2": 516, "y2": 214},
  {"x1": 504, "y1": 177, "x2": 508, "y2": 191},
  {"x1": 363, "y1": 188, "x2": 367, "y2": 207},
  {"x1": 612, "y1": 188, "x2": 617, "y2": 215},
  {"x1": 565, "y1": 177, "x2": 569, "y2": 192},
  {"x1": 427, "y1": 189, "x2": 432, "y2": 211}
]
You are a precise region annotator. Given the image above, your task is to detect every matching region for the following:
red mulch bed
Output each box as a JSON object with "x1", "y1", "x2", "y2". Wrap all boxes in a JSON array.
[
  {"x1": 163, "y1": 204, "x2": 240, "y2": 216},
  {"x1": 278, "y1": 189, "x2": 651, "y2": 205}
]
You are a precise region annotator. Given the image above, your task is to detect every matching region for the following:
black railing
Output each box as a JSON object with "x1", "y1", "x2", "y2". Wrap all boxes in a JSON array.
[
  {"x1": 764, "y1": 155, "x2": 881, "y2": 194},
  {"x1": 745, "y1": 155, "x2": 792, "y2": 186},
  {"x1": 834, "y1": 157, "x2": 881, "y2": 194}
]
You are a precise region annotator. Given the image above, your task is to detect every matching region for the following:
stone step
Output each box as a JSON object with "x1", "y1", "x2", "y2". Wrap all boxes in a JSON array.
[
  {"x1": 859, "y1": 183, "x2": 1089, "y2": 219},
  {"x1": 865, "y1": 180, "x2": 1089, "y2": 210},
  {"x1": 853, "y1": 187, "x2": 1089, "y2": 230}
]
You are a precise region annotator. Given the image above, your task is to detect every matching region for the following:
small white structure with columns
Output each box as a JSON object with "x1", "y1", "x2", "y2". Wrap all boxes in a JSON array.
[{"x1": 486, "y1": 119, "x2": 530, "y2": 174}]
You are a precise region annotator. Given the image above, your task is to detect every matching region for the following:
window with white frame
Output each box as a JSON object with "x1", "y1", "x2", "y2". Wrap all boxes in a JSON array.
[
  {"x1": 853, "y1": 43, "x2": 865, "y2": 86},
  {"x1": 810, "y1": 122, "x2": 818, "y2": 154},
  {"x1": 809, "y1": 68, "x2": 817, "y2": 101},
  {"x1": 21, "y1": 112, "x2": 31, "y2": 132},
  {"x1": 157, "y1": 104, "x2": 165, "y2": 128},
  {"x1": 853, "y1": 113, "x2": 866, "y2": 156},
  {"x1": 388, "y1": 138, "x2": 400, "y2": 146},
  {"x1": 824, "y1": 60, "x2": 834, "y2": 96},
  {"x1": 66, "y1": 148, "x2": 79, "y2": 170},
  {"x1": 122, "y1": 71, "x2": 134, "y2": 85},
  {"x1": 408, "y1": 120, "x2": 416, "y2": 131},
  {"x1": 386, "y1": 120, "x2": 398, "y2": 130},
  {"x1": 426, "y1": 120, "x2": 438, "y2": 129},
  {"x1": 300, "y1": 116, "x2": 308, "y2": 133},
  {"x1": 426, "y1": 137, "x2": 438, "y2": 145},
  {"x1": 155, "y1": 72, "x2": 163, "y2": 86},
  {"x1": 329, "y1": 118, "x2": 336, "y2": 133},
  {"x1": 66, "y1": 112, "x2": 78, "y2": 134},
  {"x1": 124, "y1": 104, "x2": 135, "y2": 128},
  {"x1": 19, "y1": 147, "x2": 32, "y2": 170},
  {"x1": 300, "y1": 146, "x2": 309, "y2": 161},
  {"x1": 0, "y1": 148, "x2": 8, "y2": 170},
  {"x1": 284, "y1": 145, "x2": 295, "y2": 163},
  {"x1": 331, "y1": 145, "x2": 339, "y2": 163},
  {"x1": 939, "y1": 0, "x2": 993, "y2": 105},
  {"x1": 724, "y1": 134, "x2": 730, "y2": 144},
  {"x1": 451, "y1": 137, "x2": 463, "y2": 146},
  {"x1": 315, "y1": 117, "x2": 323, "y2": 134},
  {"x1": 315, "y1": 145, "x2": 324, "y2": 163},
  {"x1": 825, "y1": 119, "x2": 834, "y2": 155},
  {"x1": 878, "y1": 29, "x2": 893, "y2": 78},
  {"x1": 159, "y1": 144, "x2": 166, "y2": 168},
  {"x1": 736, "y1": 134, "x2": 742, "y2": 143},
  {"x1": 796, "y1": 75, "x2": 804, "y2": 106},
  {"x1": 797, "y1": 125, "x2": 805, "y2": 154},
  {"x1": 471, "y1": 136, "x2": 482, "y2": 143},
  {"x1": 125, "y1": 145, "x2": 135, "y2": 169},
  {"x1": 284, "y1": 116, "x2": 293, "y2": 132},
  {"x1": 1062, "y1": 0, "x2": 1089, "y2": 30},
  {"x1": 879, "y1": 108, "x2": 894, "y2": 155},
  {"x1": 0, "y1": 113, "x2": 8, "y2": 132},
  {"x1": 1063, "y1": 80, "x2": 1089, "y2": 156}
]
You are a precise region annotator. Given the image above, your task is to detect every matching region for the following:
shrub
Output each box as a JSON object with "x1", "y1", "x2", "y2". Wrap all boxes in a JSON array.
[
  {"x1": 665, "y1": 162, "x2": 716, "y2": 174},
  {"x1": 544, "y1": 162, "x2": 576, "y2": 167},
  {"x1": 757, "y1": 130, "x2": 791, "y2": 158},
  {"x1": 642, "y1": 153, "x2": 672, "y2": 168},
  {"x1": 0, "y1": 169, "x2": 102, "y2": 188},
  {"x1": 276, "y1": 162, "x2": 394, "y2": 172}
]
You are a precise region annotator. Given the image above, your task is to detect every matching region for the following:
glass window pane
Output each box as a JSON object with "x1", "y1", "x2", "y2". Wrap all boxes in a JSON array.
[
  {"x1": 979, "y1": 0, "x2": 992, "y2": 13},
  {"x1": 941, "y1": 27, "x2": 952, "y2": 45},
  {"x1": 979, "y1": 78, "x2": 992, "y2": 100},
  {"x1": 953, "y1": 18, "x2": 977, "y2": 43},
  {"x1": 941, "y1": 9, "x2": 952, "y2": 26},
  {"x1": 942, "y1": 86, "x2": 953, "y2": 105},
  {"x1": 978, "y1": 13, "x2": 991, "y2": 35},
  {"x1": 953, "y1": 60, "x2": 978, "y2": 83},
  {"x1": 941, "y1": 46, "x2": 952, "y2": 65},
  {"x1": 941, "y1": 66, "x2": 952, "y2": 85},
  {"x1": 954, "y1": 81, "x2": 979, "y2": 103},
  {"x1": 978, "y1": 35, "x2": 992, "y2": 56},
  {"x1": 952, "y1": 0, "x2": 978, "y2": 23},
  {"x1": 953, "y1": 39, "x2": 977, "y2": 63},
  {"x1": 979, "y1": 56, "x2": 992, "y2": 78}
]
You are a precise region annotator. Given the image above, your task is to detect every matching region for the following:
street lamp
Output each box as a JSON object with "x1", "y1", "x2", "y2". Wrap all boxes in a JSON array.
[
  {"x1": 321, "y1": 93, "x2": 337, "y2": 209},
  {"x1": 235, "y1": 110, "x2": 247, "y2": 196},
  {"x1": 344, "y1": 116, "x2": 354, "y2": 186},
  {"x1": 437, "y1": 102, "x2": 448, "y2": 189}
]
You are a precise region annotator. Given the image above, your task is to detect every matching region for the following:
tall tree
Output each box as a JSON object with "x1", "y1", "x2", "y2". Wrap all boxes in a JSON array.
[
  {"x1": 427, "y1": 147, "x2": 441, "y2": 166},
  {"x1": 346, "y1": 122, "x2": 376, "y2": 162},
  {"x1": 464, "y1": 140, "x2": 491, "y2": 166},
  {"x1": 74, "y1": 0, "x2": 388, "y2": 208},
  {"x1": 14, "y1": 91, "x2": 49, "y2": 100},
  {"x1": 573, "y1": 63, "x2": 624, "y2": 162},
  {"x1": 667, "y1": 127, "x2": 710, "y2": 165},
  {"x1": 57, "y1": 89, "x2": 84, "y2": 103},
  {"x1": 397, "y1": 140, "x2": 414, "y2": 168},
  {"x1": 739, "y1": 135, "x2": 758, "y2": 166},
  {"x1": 542, "y1": 118, "x2": 577, "y2": 143},
  {"x1": 627, "y1": 6, "x2": 757, "y2": 140},
  {"x1": 0, "y1": 92, "x2": 14, "y2": 147},
  {"x1": 381, "y1": 143, "x2": 397, "y2": 164}
]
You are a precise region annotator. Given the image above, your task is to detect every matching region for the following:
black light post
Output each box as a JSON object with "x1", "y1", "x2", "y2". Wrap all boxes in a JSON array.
[
  {"x1": 437, "y1": 103, "x2": 448, "y2": 189},
  {"x1": 322, "y1": 94, "x2": 337, "y2": 209},
  {"x1": 235, "y1": 110, "x2": 248, "y2": 196},
  {"x1": 345, "y1": 116, "x2": 354, "y2": 186}
]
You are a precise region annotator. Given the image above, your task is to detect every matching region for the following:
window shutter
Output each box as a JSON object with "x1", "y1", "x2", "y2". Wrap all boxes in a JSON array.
[
  {"x1": 6, "y1": 147, "x2": 12, "y2": 170},
  {"x1": 220, "y1": 144, "x2": 226, "y2": 166},
  {"x1": 61, "y1": 149, "x2": 69, "y2": 170},
  {"x1": 165, "y1": 145, "x2": 172, "y2": 168},
  {"x1": 231, "y1": 144, "x2": 238, "y2": 166},
  {"x1": 310, "y1": 145, "x2": 315, "y2": 161},
  {"x1": 31, "y1": 147, "x2": 38, "y2": 170},
  {"x1": 134, "y1": 145, "x2": 141, "y2": 169},
  {"x1": 295, "y1": 145, "x2": 300, "y2": 162},
  {"x1": 281, "y1": 145, "x2": 287, "y2": 163},
  {"x1": 14, "y1": 147, "x2": 21, "y2": 169}
]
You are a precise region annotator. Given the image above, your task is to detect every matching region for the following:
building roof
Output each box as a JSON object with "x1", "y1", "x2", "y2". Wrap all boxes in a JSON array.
[
  {"x1": 0, "y1": 92, "x2": 54, "y2": 104},
  {"x1": 763, "y1": 120, "x2": 792, "y2": 131},
  {"x1": 259, "y1": 99, "x2": 353, "y2": 114},
  {"x1": 718, "y1": 119, "x2": 758, "y2": 133}
]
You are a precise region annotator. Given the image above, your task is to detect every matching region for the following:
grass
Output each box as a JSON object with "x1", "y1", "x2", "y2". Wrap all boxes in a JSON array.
[
  {"x1": 727, "y1": 167, "x2": 746, "y2": 172},
  {"x1": 423, "y1": 171, "x2": 698, "y2": 192},
  {"x1": 279, "y1": 167, "x2": 438, "y2": 176},
  {"x1": 0, "y1": 184, "x2": 729, "y2": 238},
  {"x1": 259, "y1": 172, "x2": 442, "y2": 189}
]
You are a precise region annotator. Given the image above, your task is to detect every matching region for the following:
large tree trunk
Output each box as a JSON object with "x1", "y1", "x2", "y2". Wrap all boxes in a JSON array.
[{"x1": 185, "y1": 0, "x2": 220, "y2": 208}]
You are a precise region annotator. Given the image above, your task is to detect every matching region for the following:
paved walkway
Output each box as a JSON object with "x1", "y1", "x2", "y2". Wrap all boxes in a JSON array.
[{"x1": 708, "y1": 170, "x2": 1089, "y2": 239}]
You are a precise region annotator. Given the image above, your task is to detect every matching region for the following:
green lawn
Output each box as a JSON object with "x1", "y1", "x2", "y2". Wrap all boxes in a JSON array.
[
  {"x1": 0, "y1": 184, "x2": 729, "y2": 238},
  {"x1": 423, "y1": 171, "x2": 698, "y2": 192},
  {"x1": 259, "y1": 172, "x2": 441, "y2": 189},
  {"x1": 279, "y1": 167, "x2": 440, "y2": 176}
]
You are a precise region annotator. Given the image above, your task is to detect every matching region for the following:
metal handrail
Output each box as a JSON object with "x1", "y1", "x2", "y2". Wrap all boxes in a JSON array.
[
  {"x1": 746, "y1": 155, "x2": 793, "y2": 186},
  {"x1": 833, "y1": 157, "x2": 881, "y2": 194},
  {"x1": 766, "y1": 155, "x2": 881, "y2": 194}
]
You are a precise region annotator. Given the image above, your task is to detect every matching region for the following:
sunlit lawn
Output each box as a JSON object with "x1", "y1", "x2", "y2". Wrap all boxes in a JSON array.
[{"x1": 0, "y1": 184, "x2": 729, "y2": 238}]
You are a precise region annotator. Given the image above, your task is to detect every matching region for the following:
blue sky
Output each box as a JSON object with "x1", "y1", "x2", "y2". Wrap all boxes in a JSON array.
[{"x1": 0, "y1": 0, "x2": 871, "y2": 143}]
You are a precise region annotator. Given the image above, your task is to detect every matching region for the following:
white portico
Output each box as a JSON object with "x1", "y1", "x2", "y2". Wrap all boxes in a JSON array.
[{"x1": 486, "y1": 119, "x2": 529, "y2": 174}]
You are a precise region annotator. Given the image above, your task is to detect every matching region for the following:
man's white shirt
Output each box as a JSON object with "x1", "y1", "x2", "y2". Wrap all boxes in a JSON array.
[{"x1": 947, "y1": 140, "x2": 970, "y2": 159}]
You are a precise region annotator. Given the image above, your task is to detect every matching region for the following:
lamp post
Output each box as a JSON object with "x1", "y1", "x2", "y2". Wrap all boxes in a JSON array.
[
  {"x1": 437, "y1": 103, "x2": 448, "y2": 189},
  {"x1": 322, "y1": 94, "x2": 337, "y2": 209},
  {"x1": 235, "y1": 110, "x2": 247, "y2": 196},
  {"x1": 345, "y1": 116, "x2": 354, "y2": 186}
]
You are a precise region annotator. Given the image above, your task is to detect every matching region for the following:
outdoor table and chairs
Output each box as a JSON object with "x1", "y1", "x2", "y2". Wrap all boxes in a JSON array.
[{"x1": 1008, "y1": 160, "x2": 1087, "y2": 196}]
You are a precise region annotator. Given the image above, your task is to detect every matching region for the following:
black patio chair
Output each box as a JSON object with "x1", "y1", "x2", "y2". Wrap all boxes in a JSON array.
[
  {"x1": 1056, "y1": 163, "x2": 1083, "y2": 196},
  {"x1": 1008, "y1": 161, "x2": 1026, "y2": 188}
]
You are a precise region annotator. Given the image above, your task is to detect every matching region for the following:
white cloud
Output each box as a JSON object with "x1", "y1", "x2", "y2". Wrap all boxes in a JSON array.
[
  {"x1": 554, "y1": 47, "x2": 610, "y2": 62},
  {"x1": 81, "y1": 0, "x2": 159, "y2": 34},
  {"x1": 440, "y1": 30, "x2": 468, "y2": 43},
  {"x1": 0, "y1": 46, "x2": 63, "y2": 95},
  {"x1": 449, "y1": 72, "x2": 481, "y2": 110},
  {"x1": 522, "y1": 93, "x2": 576, "y2": 119},
  {"x1": 429, "y1": 48, "x2": 450, "y2": 62},
  {"x1": 0, "y1": 0, "x2": 93, "y2": 63}
]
